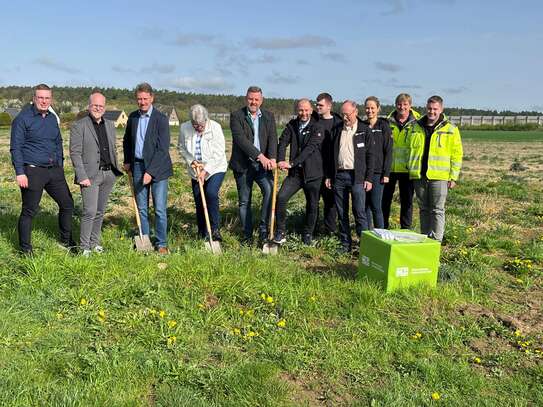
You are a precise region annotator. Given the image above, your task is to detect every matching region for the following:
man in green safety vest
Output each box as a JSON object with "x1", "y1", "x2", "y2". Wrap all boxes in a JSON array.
[{"x1": 407, "y1": 95, "x2": 463, "y2": 242}]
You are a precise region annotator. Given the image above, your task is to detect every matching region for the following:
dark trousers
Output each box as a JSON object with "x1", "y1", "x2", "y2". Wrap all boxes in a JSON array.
[
  {"x1": 334, "y1": 170, "x2": 368, "y2": 249},
  {"x1": 365, "y1": 173, "x2": 385, "y2": 229},
  {"x1": 18, "y1": 166, "x2": 74, "y2": 252},
  {"x1": 318, "y1": 179, "x2": 337, "y2": 234},
  {"x1": 234, "y1": 163, "x2": 273, "y2": 240},
  {"x1": 275, "y1": 172, "x2": 321, "y2": 236},
  {"x1": 382, "y1": 172, "x2": 414, "y2": 229},
  {"x1": 191, "y1": 172, "x2": 225, "y2": 237}
]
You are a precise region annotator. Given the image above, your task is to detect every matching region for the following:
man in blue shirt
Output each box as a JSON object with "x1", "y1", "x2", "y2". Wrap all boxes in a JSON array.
[
  {"x1": 10, "y1": 83, "x2": 75, "y2": 255},
  {"x1": 229, "y1": 86, "x2": 278, "y2": 243},
  {"x1": 123, "y1": 83, "x2": 173, "y2": 254}
]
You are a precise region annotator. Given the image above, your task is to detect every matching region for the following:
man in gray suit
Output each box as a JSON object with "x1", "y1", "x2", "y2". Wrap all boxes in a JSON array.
[{"x1": 70, "y1": 90, "x2": 122, "y2": 256}]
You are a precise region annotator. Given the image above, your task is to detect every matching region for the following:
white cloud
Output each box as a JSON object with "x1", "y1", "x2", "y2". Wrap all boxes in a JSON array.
[
  {"x1": 247, "y1": 35, "x2": 335, "y2": 50},
  {"x1": 168, "y1": 76, "x2": 233, "y2": 91}
]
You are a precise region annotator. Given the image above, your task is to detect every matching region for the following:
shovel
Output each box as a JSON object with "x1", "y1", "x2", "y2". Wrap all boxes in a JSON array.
[
  {"x1": 127, "y1": 171, "x2": 154, "y2": 252},
  {"x1": 195, "y1": 166, "x2": 222, "y2": 255},
  {"x1": 262, "y1": 166, "x2": 279, "y2": 255}
]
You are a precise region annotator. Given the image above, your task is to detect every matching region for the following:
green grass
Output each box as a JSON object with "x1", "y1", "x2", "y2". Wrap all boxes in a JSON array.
[
  {"x1": 0, "y1": 128, "x2": 542, "y2": 406},
  {"x1": 461, "y1": 130, "x2": 543, "y2": 142}
]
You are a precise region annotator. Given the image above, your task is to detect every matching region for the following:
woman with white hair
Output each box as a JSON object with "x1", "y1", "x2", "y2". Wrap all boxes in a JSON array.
[{"x1": 178, "y1": 104, "x2": 228, "y2": 241}]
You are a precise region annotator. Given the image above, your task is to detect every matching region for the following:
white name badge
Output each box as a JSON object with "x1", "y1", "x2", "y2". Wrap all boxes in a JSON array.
[{"x1": 357, "y1": 142, "x2": 365, "y2": 148}]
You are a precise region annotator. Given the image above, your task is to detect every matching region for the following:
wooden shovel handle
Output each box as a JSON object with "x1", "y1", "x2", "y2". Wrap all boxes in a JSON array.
[{"x1": 127, "y1": 171, "x2": 144, "y2": 239}]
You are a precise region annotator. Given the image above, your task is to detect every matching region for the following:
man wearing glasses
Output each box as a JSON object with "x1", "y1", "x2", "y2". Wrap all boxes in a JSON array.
[
  {"x1": 70, "y1": 90, "x2": 123, "y2": 256},
  {"x1": 325, "y1": 100, "x2": 374, "y2": 253}
]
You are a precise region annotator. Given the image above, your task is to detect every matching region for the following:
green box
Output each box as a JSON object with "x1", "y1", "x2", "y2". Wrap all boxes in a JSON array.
[{"x1": 358, "y1": 230, "x2": 441, "y2": 292}]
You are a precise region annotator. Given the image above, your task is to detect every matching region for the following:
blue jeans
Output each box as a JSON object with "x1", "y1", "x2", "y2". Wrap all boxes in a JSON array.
[
  {"x1": 132, "y1": 161, "x2": 169, "y2": 248},
  {"x1": 191, "y1": 172, "x2": 225, "y2": 237},
  {"x1": 365, "y1": 173, "x2": 385, "y2": 229},
  {"x1": 234, "y1": 163, "x2": 272, "y2": 240},
  {"x1": 334, "y1": 170, "x2": 368, "y2": 249}
]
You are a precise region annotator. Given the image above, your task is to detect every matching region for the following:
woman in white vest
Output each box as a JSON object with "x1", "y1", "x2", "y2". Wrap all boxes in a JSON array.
[{"x1": 178, "y1": 104, "x2": 228, "y2": 241}]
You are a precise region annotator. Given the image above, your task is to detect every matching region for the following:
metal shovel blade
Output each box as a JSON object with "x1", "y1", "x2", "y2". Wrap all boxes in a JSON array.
[
  {"x1": 262, "y1": 241, "x2": 278, "y2": 255},
  {"x1": 134, "y1": 234, "x2": 154, "y2": 252},
  {"x1": 204, "y1": 239, "x2": 222, "y2": 255}
]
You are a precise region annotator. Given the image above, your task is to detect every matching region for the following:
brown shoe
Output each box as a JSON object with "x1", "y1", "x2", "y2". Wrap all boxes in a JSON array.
[{"x1": 157, "y1": 247, "x2": 169, "y2": 255}]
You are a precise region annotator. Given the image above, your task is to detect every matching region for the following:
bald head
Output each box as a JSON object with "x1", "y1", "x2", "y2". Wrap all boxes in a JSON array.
[
  {"x1": 297, "y1": 98, "x2": 313, "y2": 122},
  {"x1": 341, "y1": 100, "x2": 358, "y2": 127}
]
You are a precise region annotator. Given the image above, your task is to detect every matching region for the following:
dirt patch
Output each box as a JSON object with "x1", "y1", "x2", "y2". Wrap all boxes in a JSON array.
[{"x1": 279, "y1": 372, "x2": 353, "y2": 407}]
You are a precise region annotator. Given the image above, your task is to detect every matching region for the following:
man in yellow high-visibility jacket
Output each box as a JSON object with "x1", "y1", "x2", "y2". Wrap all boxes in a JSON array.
[
  {"x1": 382, "y1": 93, "x2": 420, "y2": 230},
  {"x1": 407, "y1": 95, "x2": 462, "y2": 242}
]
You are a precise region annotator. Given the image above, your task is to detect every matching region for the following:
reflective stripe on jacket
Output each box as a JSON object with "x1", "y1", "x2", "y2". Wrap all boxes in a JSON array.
[
  {"x1": 407, "y1": 116, "x2": 463, "y2": 181},
  {"x1": 387, "y1": 109, "x2": 420, "y2": 173}
]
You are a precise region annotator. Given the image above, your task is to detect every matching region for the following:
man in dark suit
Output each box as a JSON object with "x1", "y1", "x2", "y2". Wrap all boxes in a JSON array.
[
  {"x1": 123, "y1": 83, "x2": 173, "y2": 254},
  {"x1": 273, "y1": 98, "x2": 323, "y2": 246},
  {"x1": 325, "y1": 100, "x2": 374, "y2": 253},
  {"x1": 70, "y1": 90, "x2": 123, "y2": 256},
  {"x1": 229, "y1": 86, "x2": 277, "y2": 242}
]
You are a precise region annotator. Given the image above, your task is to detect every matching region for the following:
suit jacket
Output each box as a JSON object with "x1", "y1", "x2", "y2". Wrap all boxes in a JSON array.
[
  {"x1": 328, "y1": 117, "x2": 375, "y2": 184},
  {"x1": 69, "y1": 114, "x2": 122, "y2": 184},
  {"x1": 229, "y1": 107, "x2": 277, "y2": 173},
  {"x1": 277, "y1": 117, "x2": 324, "y2": 182},
  {"x1": 123, "y1": 107, "x2": 173, "y2": 181}
]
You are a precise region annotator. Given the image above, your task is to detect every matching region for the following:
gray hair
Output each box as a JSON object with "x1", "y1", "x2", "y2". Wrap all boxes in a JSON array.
[
  {"x1": 342, "y1": 100, "x2": 358, "y2": 109},
  {"x1": 190, "y1": 104, "x2": 209, "y2": 124}
]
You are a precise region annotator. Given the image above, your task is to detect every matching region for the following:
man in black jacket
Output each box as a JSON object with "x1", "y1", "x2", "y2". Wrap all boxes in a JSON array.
[
  {"x1": 230, "y1": 86, "x2": 277, "y2": 242},
  {"x1": 313, "y1": 92, "x2": 342, "y2": 235},
  {"x1": 273, "y1": 99, "x2": 323, "y2": 245},
  {"x1": 325, "y1": 100, "x2": 374, "y2": 253},
  {"x1": 123, "y1": 83, "x2": 173, "y2": 254}
]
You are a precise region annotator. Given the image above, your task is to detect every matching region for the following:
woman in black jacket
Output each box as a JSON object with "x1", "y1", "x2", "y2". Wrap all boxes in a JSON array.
[{"x1": 363, "y1": 96, "x2": 393, "y2": 229}]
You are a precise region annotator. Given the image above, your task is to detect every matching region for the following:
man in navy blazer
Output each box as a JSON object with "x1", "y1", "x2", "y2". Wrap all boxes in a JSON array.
[
  {"x1": 123, "y1": 83, "x2": 173, "y2": 254},
  {"x1": 229, "y1": 86, "x2": 277, "y2": 243}
]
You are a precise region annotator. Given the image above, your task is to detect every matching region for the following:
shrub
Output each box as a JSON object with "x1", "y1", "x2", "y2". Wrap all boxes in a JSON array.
[{"x1": 0, "y1": 112, "x2": 12, "y2": 126}]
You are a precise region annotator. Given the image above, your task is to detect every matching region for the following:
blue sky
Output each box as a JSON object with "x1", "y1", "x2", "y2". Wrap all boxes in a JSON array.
[{"x1": 2, "y1": 0, "x2": 541, "y2": 111}]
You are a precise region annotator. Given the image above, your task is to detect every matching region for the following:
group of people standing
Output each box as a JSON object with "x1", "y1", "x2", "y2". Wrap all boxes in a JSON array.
[{"x1": 9, "y1": 83, "x2": 462, "y2": 256}]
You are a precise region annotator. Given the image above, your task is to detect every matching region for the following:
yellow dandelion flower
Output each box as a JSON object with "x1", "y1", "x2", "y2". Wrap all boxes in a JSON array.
[
  {"x1": 167, "y1": 320, "x2": 177, "y2": 329},
  {"x1": 159, "y1": 310, "x2": 166, "y2": 318},
  {"x1": 266, "y1": 296, "x2": 274, "y2": 304},
  {"x1": 56, "y1": 312, "x2": 64, "y2": 320},
  {"x1": 246, "y1": 309, "x2": 254, "y2": 317},
  {"x1": 98, "y1": 310, "x2": 106, "y2": 322},
  {"x1": 431, "y1": 392, "x2": 441, "y2": 401},
  {"x1": 309, "y1": 295, "x2": 317, "y2": 302},
  {"x1": 514, "y1": 329, "x2": 522, "y2": 337},
  {"x1": 260, "y1": 293, "x2": 267, "y2": 300},
  {"x1": 239, "y1": 309, "x2": 244, "y2": 316},
  {"x1": 411, "y1": 332, "x2": 422, "y2": 340},
  {"x1": 277, "y1": 319, "x2": 286, "y2": 328},
  {"x1": 473, "y1": 357, "x2": 481, "y2": 364},
  {"x1": 197, "y1": 303, "x2": 205, "y2": 310},
  {"x1": 167, "y1": 335, "x2": 177, "y2": 346},
  {"x1": 232, "y1": 328, "x2": 241, "y2": 335},
  {"x1": 79, "y1": 298, "x2": 88, "y2": 306}
]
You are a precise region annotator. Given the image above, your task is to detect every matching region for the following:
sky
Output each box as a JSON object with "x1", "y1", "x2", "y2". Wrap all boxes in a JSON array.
[{"x1": 1, "y1": 0, "x2": 542, "y2": 112}]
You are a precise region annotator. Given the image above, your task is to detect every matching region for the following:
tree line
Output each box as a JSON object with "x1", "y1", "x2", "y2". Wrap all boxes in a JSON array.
[{"x1": 1, "y1": 86, "x2": 541, "y2": 120}]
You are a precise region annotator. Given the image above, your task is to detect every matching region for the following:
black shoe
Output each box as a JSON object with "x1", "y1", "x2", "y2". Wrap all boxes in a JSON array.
[
  {"x1": 302, "y1": 234, "x2": 313, "y2": 246},
  {"x1": 258, "y1": 230, "x2": 268, "y2": 243},
  {"x1": 211, "y1": 230, "x2": 223, "y2": 242},
  {"x1": 272, "y1": 231, "x2": 286, "y2": 244},
  {"x1": 338, "y1": 244, "x2": 351, "y2": 254}
]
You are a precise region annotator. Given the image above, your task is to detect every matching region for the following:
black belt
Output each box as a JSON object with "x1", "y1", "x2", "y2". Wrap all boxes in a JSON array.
[
  {"x1": 99, "y1": 165, "x2": 112, "y2": 171},
  {"x1": 337, "y1": 169, "x2": 354, "y2": 172},
  {"x1": 25, "y1": 164, "x2": 58, "y2": 169},
  {"x1": 134, "y1": 158, "x2": 145, "y2": 163}
]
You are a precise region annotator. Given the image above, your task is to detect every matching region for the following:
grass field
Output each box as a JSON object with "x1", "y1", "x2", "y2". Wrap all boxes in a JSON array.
[
  {"x1": 0, "y1": 127, "x2": 541, "y2": 406},
  {"x1": 461, "y1": 130, "x2": 543, "y2": 142}
]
